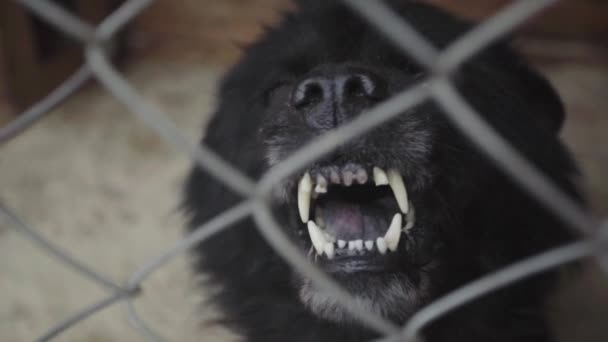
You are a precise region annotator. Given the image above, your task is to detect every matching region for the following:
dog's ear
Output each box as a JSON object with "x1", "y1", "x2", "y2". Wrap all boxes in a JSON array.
[
  {"x1": 470, "y1": 39, "x2": 567, "y2": 133},
  {"x1": 515, "y1": 64, "x2": 566, "y2": 132},
  {"x1": 293, "y1": 0, "x2": 329, "y2": 10},
  {"x1": 294, "y1": 0, "x2": 418, "y2": 10},
  {"x1": 294, "y1": 0, "x2": 416, "y2": 11}
]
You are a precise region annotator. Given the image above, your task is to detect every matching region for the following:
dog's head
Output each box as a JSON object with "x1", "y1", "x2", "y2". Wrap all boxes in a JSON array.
[{"x1": 209, "y1": 1, "x2": 574, "y2": 325}]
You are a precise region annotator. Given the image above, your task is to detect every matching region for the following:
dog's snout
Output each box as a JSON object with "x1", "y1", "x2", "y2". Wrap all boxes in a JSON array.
[
  {"x1": 292, "y1": 69, "x2": 386, "y2": 130},
  {"x1": 292, "y1": 77, "x2": 329, "y2": 108}
]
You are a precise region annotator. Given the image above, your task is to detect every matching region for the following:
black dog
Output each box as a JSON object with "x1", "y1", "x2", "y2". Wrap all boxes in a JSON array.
[{"x1": 183, "y1": 1, "x2": 583, "y2": 341}]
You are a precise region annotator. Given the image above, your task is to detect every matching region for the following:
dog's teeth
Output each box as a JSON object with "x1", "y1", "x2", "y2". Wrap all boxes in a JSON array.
[
  {"x1": 365, "y1": 240, "x2": 374, "y2": 251},
  {"x1": 373, "y1": 167, "x2": 389, "y2": 185},
  {"x1": 376, "y1": 237, "x2": 388, "y2": 254},
  {"x1": 307, "y1": 221, "x2": 326, "y2": 255},
  {"x1": 356, "y1": 169, "x2": 368, "y2": 184},
  {"x1": 348, "y1": 241, "x2": 357, "y2": 250},
  {"x1": 342, "y1": 170, "x2": 354, "y2": 186},
  {"x1": 355, "y1": 240, "x2": 363, "y2": 251},
  {"x1": 324, "y1": 243, "x2": 335, "y2": 259},
  {"x1": 315, "y1": 175, "x2": 328, "y2": 194},
  {"x1": 404, "y1": 205, "x2": 415, "y2": 232},
  {"x1": 385, "y1": 213, "x2": 402, "y2": 252},
  {"x1": 387, "y1": 169, "x2": 409, "y2": 214},
  {"x1": 329, "y1": 169, "x2": 340, "y2": 184},
  {"x1": 298, "y1": 173, "x2": 313, "y2": 223},
  {"x1": 338, "y1": 240, "x2": 346, "y2": 248}
]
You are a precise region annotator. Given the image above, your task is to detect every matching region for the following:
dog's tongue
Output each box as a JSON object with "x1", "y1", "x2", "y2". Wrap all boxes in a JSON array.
[
  {"x1": 321, "y1": 201, "x2": 364, "y2": 240},
  {"x1": 320, "y1": 200, "x2": 391, "y2": 241}
]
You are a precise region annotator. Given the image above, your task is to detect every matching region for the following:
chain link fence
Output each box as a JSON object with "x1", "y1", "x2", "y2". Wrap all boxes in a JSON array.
[{"x1": 0, "y1": 0, "x2": 606, "y2": 341}]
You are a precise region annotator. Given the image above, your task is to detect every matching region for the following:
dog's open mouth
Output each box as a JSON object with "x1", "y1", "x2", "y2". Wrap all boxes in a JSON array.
[{"x1": 296, "y1": 164, "x2": 416, "y2": 270}]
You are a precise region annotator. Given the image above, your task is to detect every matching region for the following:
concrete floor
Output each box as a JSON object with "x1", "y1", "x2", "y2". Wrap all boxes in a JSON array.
[
  {"x1": 0, "y1": 63, "x2": 236, "y2": 341},
  {"x1": 0, "y1": 60, "x2": 606, "y2": 341}
]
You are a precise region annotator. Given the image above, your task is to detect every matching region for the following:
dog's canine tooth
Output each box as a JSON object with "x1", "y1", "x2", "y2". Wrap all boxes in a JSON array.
[
  {"x1": 314, "y1": 175, "x2": 328, "y2": 194},
  {"x1": 324, "y1": 243, "x2": 335, "y2": 259},
  {"x1": 338, "y1": 240, "x2": 346, "y2": 248},
  {"x1": 298, "y1": 173, "x2": 313, "y2": 223},
  {"x1": 385, "y1": 213, "x2": 402, "y2": 251},
  {"x1": 376, "y1": 237, "x2": 388, "y2": 254},
  {"x1": 373, "y1": 167, "x2": 389, "y2": 185},
  {"x1": 387, "y1": 169, "x2": 409, "y2": 214},
  {"x1": 404, "y1": 205, "x2": 415, "y2": 232},
  {"x1": 365, "y1": 240, "x2": 374, "y2": 251},
  {"x1": 354, "y1": 240, "x2": 363, "y2": 251},
  {"x1": 307, "y1": 221, "x2": 326, "y2": 255},
  {"x1": 348, "y1": 241, "x2": 357, "y2": 250}
]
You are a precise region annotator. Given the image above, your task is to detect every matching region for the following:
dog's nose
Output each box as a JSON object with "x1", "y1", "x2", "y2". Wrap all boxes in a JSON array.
[{"x1": 292, "y1": 70, "x2": 386, "y2": 130}]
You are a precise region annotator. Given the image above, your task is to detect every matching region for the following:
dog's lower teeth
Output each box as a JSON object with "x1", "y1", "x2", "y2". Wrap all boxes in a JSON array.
[
  {"x1": 307, "y1": 221, "x2": 326, "y2": 255},
  {"x1": 307, "y1": 209, "x2": 416, "y2": 257},
  {"x1": 376, "y1": 237, "x2": 388, "y2": 254},
  {"x1": 348, "y1": 241, "x2": 357, "y2": 250},
  {"x1": 324, "y1": 243, "x2": 335, "y2": 259},
  {"x1": 307, "y1": 209, "x2": 416, "y2": 258},
  {"x1": 354, "y1": 240, "x2": 363, "y2": 251}
]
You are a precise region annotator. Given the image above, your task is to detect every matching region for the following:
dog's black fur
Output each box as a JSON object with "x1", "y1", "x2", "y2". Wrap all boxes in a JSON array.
[{"x1": 183, "y1": 1, "x2": 583, "y2": 341}]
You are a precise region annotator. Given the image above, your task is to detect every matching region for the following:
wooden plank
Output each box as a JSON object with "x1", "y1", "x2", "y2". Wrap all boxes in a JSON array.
[
  {"x1": 426, "y1": 0, "x2": 608, "y2": 40},
  {"x1": 0, "y1": 0, "x2": 124, "y2": 111}
]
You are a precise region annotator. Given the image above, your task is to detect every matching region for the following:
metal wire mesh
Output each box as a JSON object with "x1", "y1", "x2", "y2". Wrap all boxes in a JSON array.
[{"x1": 1, "y1": 0, "x2": 606, "y2": 341}]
